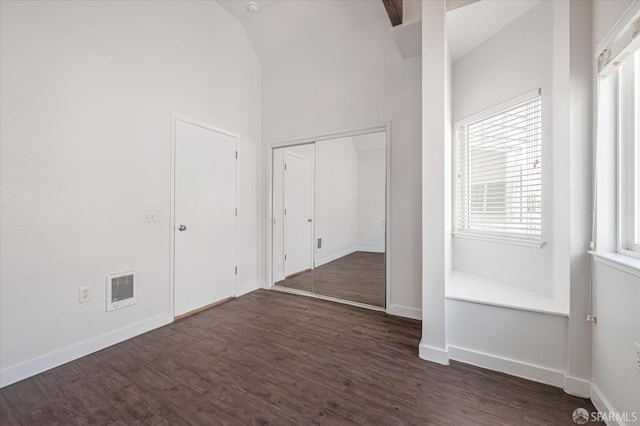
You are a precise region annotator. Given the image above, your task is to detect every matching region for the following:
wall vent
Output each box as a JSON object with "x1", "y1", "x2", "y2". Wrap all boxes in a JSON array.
[{"x1": 106, "y1": 271, "x2": 136, "y2": 312}]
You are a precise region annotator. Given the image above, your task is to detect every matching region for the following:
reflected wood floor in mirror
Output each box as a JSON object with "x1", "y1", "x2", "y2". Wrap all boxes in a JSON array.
[
  {"x1": 0, "y1": 290, "x2": 601, "y2": 425},
  {"x1": 275, "y1": 251, "x2": 385, "y2": 307}
]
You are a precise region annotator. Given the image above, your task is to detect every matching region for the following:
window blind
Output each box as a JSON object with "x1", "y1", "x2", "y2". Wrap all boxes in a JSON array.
[{"x1": 456, "y1": 93, "x2": 542, "y2": 241}]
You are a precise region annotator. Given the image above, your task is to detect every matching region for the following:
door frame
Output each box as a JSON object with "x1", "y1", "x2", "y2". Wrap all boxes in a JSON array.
[
  {"x1": 170, "y1": 114, "x2": 239, "y2": 319},
  {"x1": 282, "y1": 150, "x2": 315, "y2": 277},
  {"x1": 265, "y1": 123, "x2": 391, "y2": 310}
]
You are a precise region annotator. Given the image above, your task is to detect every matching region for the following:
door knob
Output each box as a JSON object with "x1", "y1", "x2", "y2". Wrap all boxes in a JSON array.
[
  {"x1": 308, "y1": 219, "x2": 313, "y2": 222},
  {"x1": 178, "y1": 225, "x2": 187, "y2": 231}
]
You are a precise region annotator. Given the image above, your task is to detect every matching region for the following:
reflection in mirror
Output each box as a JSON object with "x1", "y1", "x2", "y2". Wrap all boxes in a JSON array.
[
  {"x1": 271, "y1": 131, "x2": 386, "y2": 308},
  {"x1": 272, "y1": 144, "x2": 315, "y2": 293},
  {"x1": 313, "y1": 132, "x2": 386, "y2": 307}
]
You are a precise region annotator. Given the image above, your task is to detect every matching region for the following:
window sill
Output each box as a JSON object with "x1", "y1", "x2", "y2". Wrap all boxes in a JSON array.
[
  {"x1": 446, "y1": 270, "x2": 569, "y2": 317},
  {"x1": 453, "y1": 232, "x2": 545, "y2": 248},
  {"x1": 589, "y1": 251, "x2": 640, "y2": 278}
]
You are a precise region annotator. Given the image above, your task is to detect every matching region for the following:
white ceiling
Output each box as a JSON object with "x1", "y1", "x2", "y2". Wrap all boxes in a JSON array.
[
  {"x1": 216, "y1": 0, "x2": 388, "y2": 62},
  {"x1": 447, "y1": 0, "x2": 541, "y2": 62},
  {"x1": 217, "y1": 0, "x2": 541, "y2": 64},
  {"x1": 217, "y1": 0, "x2": 283, "y2": 25}
]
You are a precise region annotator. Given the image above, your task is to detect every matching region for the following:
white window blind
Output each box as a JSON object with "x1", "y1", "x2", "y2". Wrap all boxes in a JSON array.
[{"x1": 455, "y1": 90, "x2": 542, "y2": 242}]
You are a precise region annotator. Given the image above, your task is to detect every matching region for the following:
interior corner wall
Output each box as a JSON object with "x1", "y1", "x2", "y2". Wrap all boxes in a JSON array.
[
  {"x1": 261, "y1": 6, "x2": 422, "y2": 317},
  {"x1": 0, "y1": 0, "x2": 261, "y2": 387}
]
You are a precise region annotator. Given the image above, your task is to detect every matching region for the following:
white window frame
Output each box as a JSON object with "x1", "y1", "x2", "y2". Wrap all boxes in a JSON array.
[
  {"x1": 453, "y1": 89, "x2": 544, "y2": 248},
  {"x1": 617, "y1": 51, "x2": 640, "y2": 258}
]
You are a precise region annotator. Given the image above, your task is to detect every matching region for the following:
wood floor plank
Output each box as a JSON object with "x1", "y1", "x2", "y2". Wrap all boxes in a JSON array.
[
  {"x1": 0, "y1": 290, "x2": 603, "y2": 425},
  {"x1": 276, "y1": 251, "x2": 386, "y2": 307}
]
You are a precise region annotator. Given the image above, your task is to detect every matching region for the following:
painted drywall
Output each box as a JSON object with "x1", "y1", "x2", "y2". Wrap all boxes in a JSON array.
[
  {"x1": 565, "y1": 0, "x2": 594, "y2": 397},
  {"x1": 451, "y1": 1, "x2": 559, "y2": 300},
  {"x1": 357, "y1": 149, "x2": 386, "y2": 252},
  {"x1": 0, "y1": 0, "x2": 261, "y2": 386},
  {"x1": 260, "y1": 1, "x2": 422, "y2": 317},
  {"x1": 446, "y1": 300, "x2": 568, "y2": 383},
  {"x1": 315, "y1": 137, "x2": 359, "y2": 266},
  {"x1": 592, "y1": 0, "x2": 635, "y2": 48},
  {"x1": 421, "y1": 0, "x2": 450, "y2": 363},
  {"x1": 591, "y1": 261, "x2": 640, "y2": 420},
  {"x1": 439, "y1": 0, "x2": 596, "y2": 393},
  {"x1": 591, "y1": 0, "x2": 640, "y2": 419}
]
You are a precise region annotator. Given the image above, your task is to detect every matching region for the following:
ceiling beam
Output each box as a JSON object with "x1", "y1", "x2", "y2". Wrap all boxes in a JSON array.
[{"x1": 382, "y1": 0, "x2": 403, "y2": 27}]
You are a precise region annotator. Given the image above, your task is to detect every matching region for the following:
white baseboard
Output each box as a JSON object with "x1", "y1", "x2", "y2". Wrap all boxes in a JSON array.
[
  {"x1": 357, "y1": 246, "x2": 385, "y2": 253},
  {"x1": 590, "y1": 383, "x2": 630, "y2": 426},
  {"x1": 315, "y1": 248, "x2": 357, "y2": 267},
  {"x1": 419, "y1": 342, "x2": 450, "y2": 365},
  {"x1": 237, "y1": 280, "x2": 261, "y2": 297},
  {"x1": 0, "y1": 313, "x2": 173, "y2": 388},
  {"x1": 387, "y1": 304, "x2": 422, "y2": 320},
  {"x1": 447, "y1": 345, "x2": 565, "y2": 388},
  {"x1": 564, "y1": 375, "x2": 591, "y2": 398},
  {"x1": 273, "y1": 273, "x2": 285, "y2": 283}
]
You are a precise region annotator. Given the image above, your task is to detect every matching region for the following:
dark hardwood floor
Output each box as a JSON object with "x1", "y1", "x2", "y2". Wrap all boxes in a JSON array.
[
  {"x1": 1, "y1": 290, "x2": 601, "y2": 425},
  {"x1": 275, "y1": 251, "x2": 385, "y2": 307}
]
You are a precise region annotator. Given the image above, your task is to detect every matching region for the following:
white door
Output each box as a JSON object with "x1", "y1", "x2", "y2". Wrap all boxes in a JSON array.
[
  {"x1": 174, "y1": 119, "x2": 237, "y2": 317},
  {"x1": 283, "y1": 152, "x2": 313, "y2": 276}
]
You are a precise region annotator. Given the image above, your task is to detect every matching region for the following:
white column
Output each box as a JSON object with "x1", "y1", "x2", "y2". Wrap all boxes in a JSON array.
[{"x1": 420, "y1": 0, "x2": 450, "y2": 365}]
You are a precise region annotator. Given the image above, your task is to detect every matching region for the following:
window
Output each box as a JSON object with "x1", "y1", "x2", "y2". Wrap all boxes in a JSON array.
[
  {"x1": 618, "y1": 51, "x2": 640, "y2": 255},
  {"x1": 596, "y1": 3, "x2": 640, "y2": 258},
  {"x1": 455, "y1": 90, "x2": 542, "y2": 244}
]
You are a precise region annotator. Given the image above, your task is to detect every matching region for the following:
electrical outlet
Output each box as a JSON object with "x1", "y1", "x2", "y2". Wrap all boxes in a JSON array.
[
  {"x1": 79, "y1": 286, "x2": 91, "y2": 304},
  {"x1": 635, "y1": 342, "x2": 640, "y2": 373}
]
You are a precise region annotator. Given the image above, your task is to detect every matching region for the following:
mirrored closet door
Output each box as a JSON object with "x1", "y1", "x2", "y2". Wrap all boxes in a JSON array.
[{"x1": 272, "y1": 131, "x2": 387, "y2": 308}]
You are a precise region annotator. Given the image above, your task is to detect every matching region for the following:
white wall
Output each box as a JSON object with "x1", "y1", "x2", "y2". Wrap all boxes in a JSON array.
[
  {"x1": 591, "y1": 262, "x2": 640, "y2": 420},
  {"x1": 357, "y1": 149, "x2": 386, "y2": 252},
  {"x1": 315, "y1": 137, "x2": 359, "y2": 266},
  {"x1": 421, "y1": 0, "x2": 450, "y2": 363},
  {"x1": 565, "y1": 0, "x2": 594, "y2": 397},
  {"x1": 0, "y1": 0, "x2": 261, "y2": 387},
  {"x1": 592, "y1": 0, "x2": 635, "y2": 47},
  {"x1": 261, "y1": 1, "x2": 422, "y2": 317},
  {"x1": 590, "y1": 0, "x2": 640, "y2": 420},
  {"x1": 447, "y1": 300, "x2": 568, "y2": 385},
  {"x1": 451, "y1": 1, "x2": 558, "y2": 299},
  {"x1": 439, "y1": 0, "x2": 596, "y2": 395}
]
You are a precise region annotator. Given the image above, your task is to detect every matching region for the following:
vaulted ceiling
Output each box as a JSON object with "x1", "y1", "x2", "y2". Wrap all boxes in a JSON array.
[
  {"x1": 217, "y1": 0, "x2": 542, "y2": 63},
  {"x1": 217, "y1": 0, "x2": 388, "y2": 63}
]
